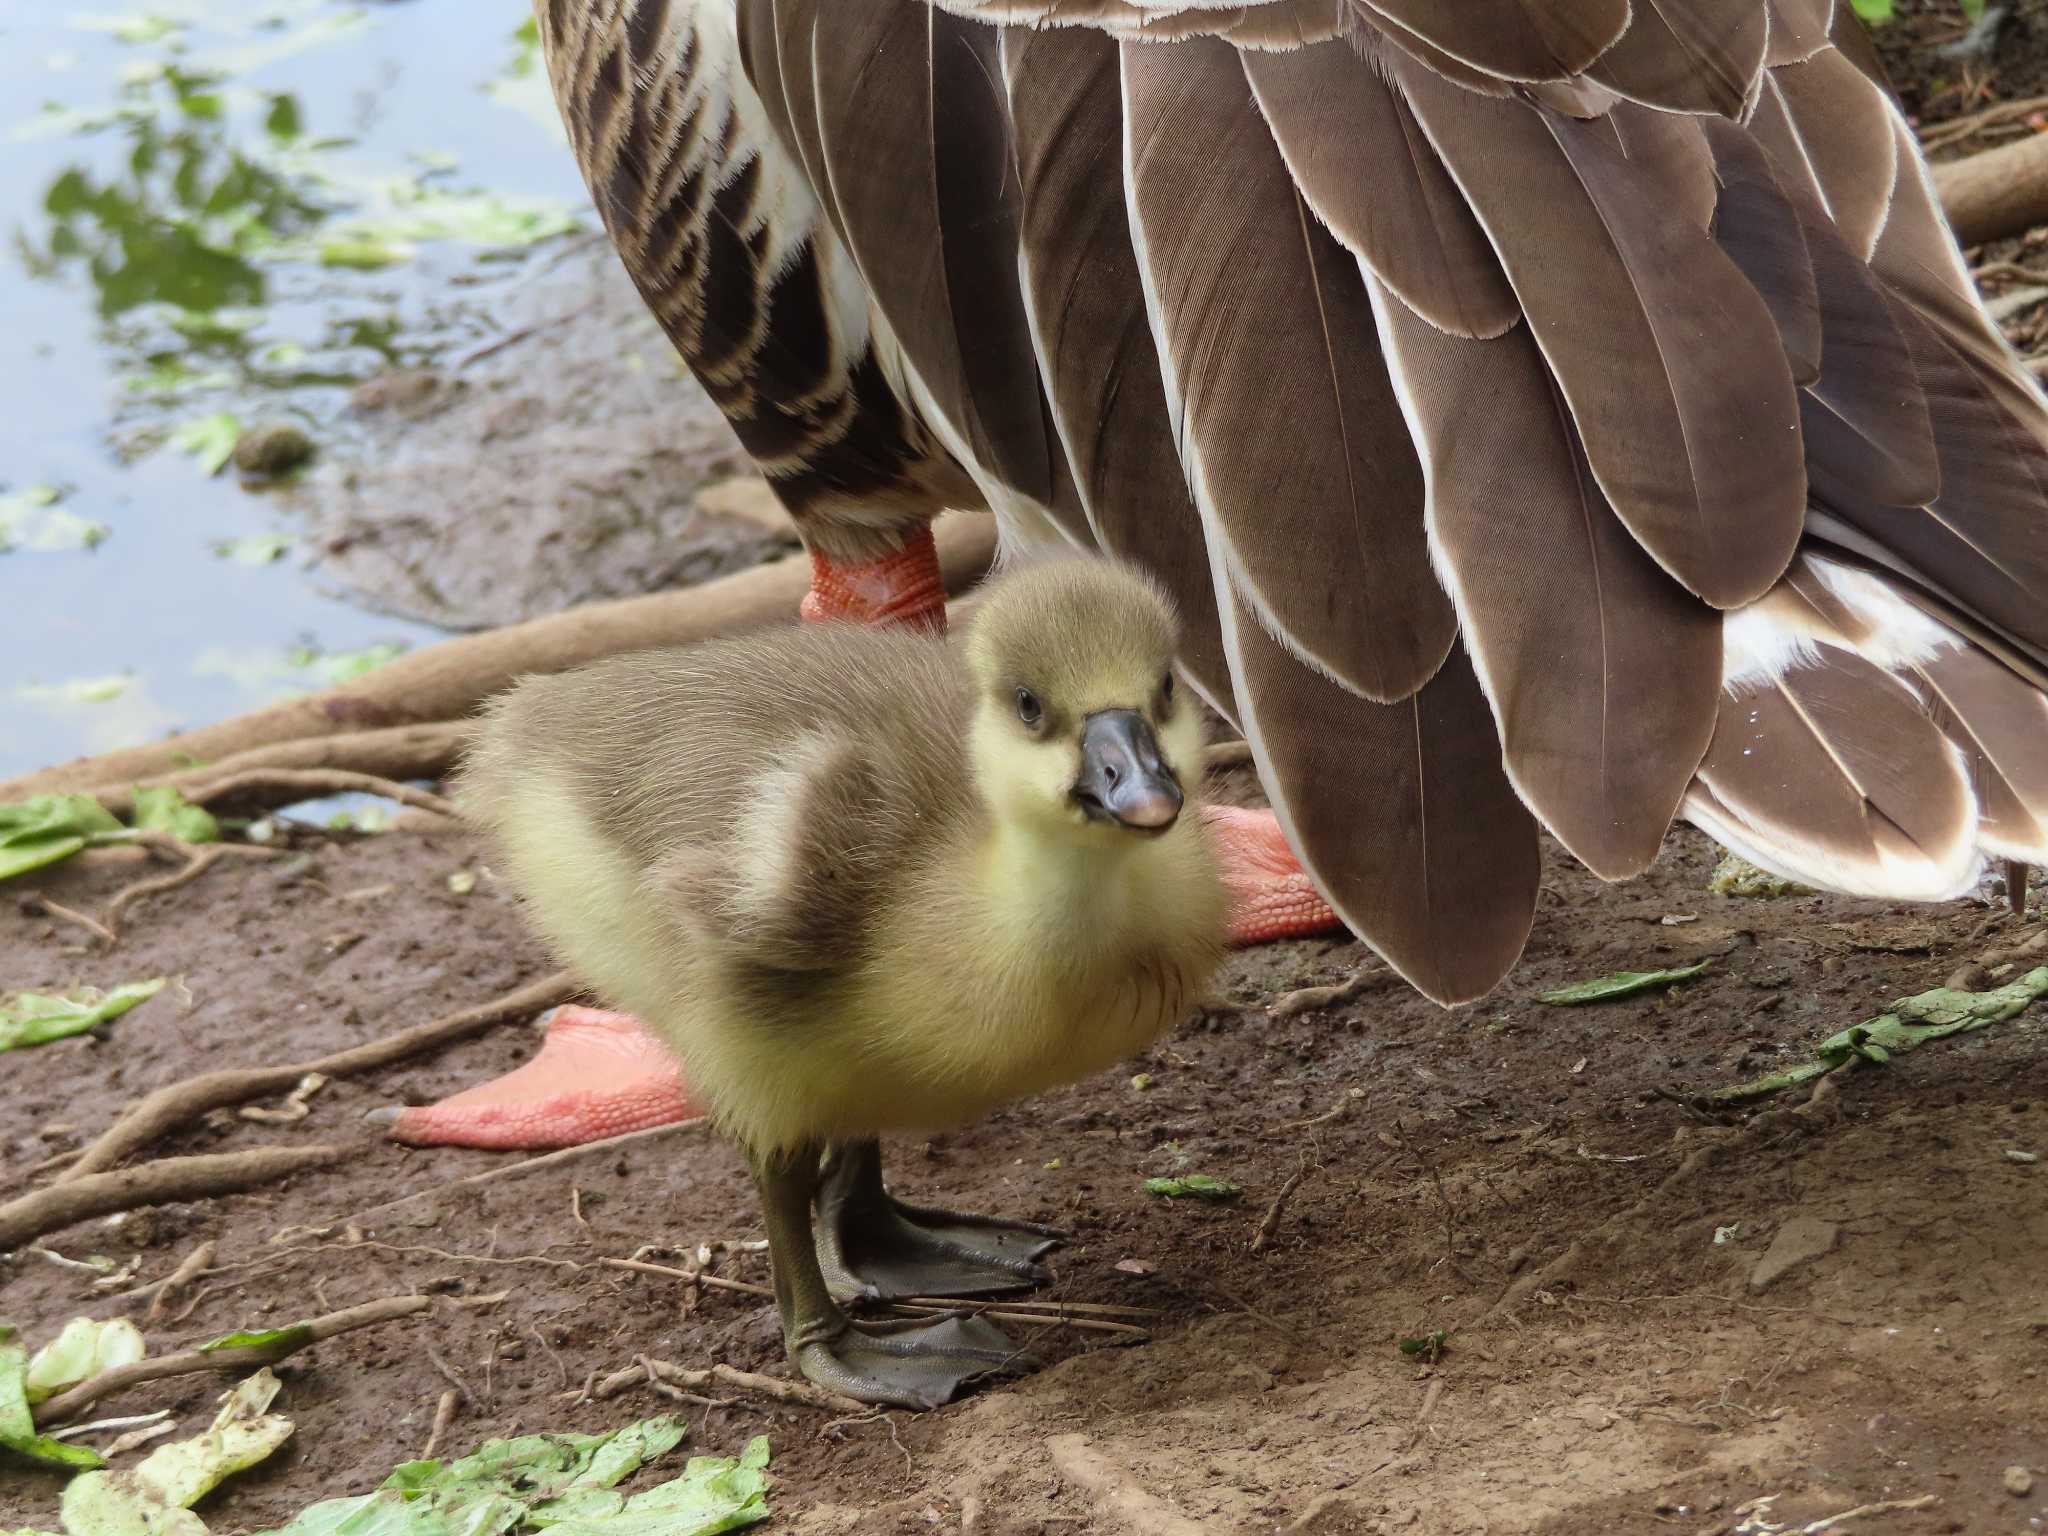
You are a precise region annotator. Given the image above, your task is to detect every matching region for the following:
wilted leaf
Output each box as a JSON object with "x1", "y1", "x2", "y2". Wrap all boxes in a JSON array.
[
  {"x1": 199, "y1": 1324, "x2": 313, "y2": 1355},
  {"x1": 1712, "y1": 967, "x2": 2048, "y2": 1103},
  {"x1": 0, "y1": 793, "x2": 126, "y2": 881},
  {"x1": 1398, "y1": 1331, "x2": 1447, "y2": 1361},
  {"x1": 251, "y1": 1417, "x2": 746, "y2": 1536},
  {"x1": 0, "y1": 981, "x2": 166, "y2": 1052},
  {"x1": 1, "y1": 1323, "x2": 107, "y2": 1471},
  {"x1": 62, "y1": 1369, "x2": 292, "y2": 1532},
  {"x1": 1537, "y1": 963, "x2": 1710, "y2": 1006},
  {"x1": 1143, "y1": 1175, "x2": 1241, "y2": 1202},
  {"x1": 130, "y1": 786, "x2": 220, "y2": 845},
  {"x1": 25, "y1": 1318, "x2": 145, "y2": 1404},
  {"x1": 316, "y1": 236, "x2": 410, "y2": 269},
  {"x1": 17, "y1": 676, "x2": 131, "y2": 707},
  {"x1": 167, "y1": 413, "x2": 242, "y2": 477}
]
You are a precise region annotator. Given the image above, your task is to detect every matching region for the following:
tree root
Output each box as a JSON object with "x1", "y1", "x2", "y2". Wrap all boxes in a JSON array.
[
  {"x1": 31, "y1": 1295, "x2": 432, "y2": 1425},
  {"x1": 61, "y1": 971, "x2": 578, "y2": 1181},
  {"x1": 0, "y1": 1146, "x2": 350, "y2": 1250},
  {"x1": 87, "y1": 724, "x2": 476, "y2": 820},
  {"x1": 103, "y1": 843, "x2": 286, "y2": 938},
  {"x1": 5, "y1": 513, "x2": 997, "y2": 801},
  {"x1": 181, "y1": 768, "x2": 459, "y2": 818}
]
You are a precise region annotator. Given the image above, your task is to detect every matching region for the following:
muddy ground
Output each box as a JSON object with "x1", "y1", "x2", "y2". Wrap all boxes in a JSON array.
[
  {"x1": 7, "y1": 4, "x2": 2048, "y2": 1532},
  {"x1": 6, "y1": 804, "x2": 2047, "y2": 1535}
]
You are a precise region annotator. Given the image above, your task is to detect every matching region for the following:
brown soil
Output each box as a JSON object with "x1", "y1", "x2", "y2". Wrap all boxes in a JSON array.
[
  {"x1": 8, "y1": 18, "x2": 2048, "y2": 1531},
  {"x1": 5, "y1": 796, "x2": 2046, "y2": 1535}
]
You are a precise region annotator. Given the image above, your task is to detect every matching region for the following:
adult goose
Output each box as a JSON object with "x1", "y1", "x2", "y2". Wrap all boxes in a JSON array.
[{"x1": 387, "y1": 0, "x2": 2048, "y2": 1149}]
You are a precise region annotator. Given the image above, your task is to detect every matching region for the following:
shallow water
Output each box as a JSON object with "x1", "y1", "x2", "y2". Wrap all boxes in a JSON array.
[{"x1": 0, "y1": 0, "x2": 592, "y2": 779}]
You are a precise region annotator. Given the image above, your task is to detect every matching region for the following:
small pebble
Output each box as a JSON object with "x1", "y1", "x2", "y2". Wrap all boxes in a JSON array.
[
  {"x1": 231, "y1": 421, "x2": 316, "y2": 477},
  {"x1": 2004, "y1": 1465, "x2": 2034, "y2": 1497}
]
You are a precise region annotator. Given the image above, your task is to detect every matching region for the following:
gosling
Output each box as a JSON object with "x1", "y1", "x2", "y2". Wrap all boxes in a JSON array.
[{"x1": 458, "y1": 554, "x2": 1226, "y2": 1408}]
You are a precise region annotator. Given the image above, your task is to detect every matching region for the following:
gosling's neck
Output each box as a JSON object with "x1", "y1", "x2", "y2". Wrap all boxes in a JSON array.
[{"x1": 967, "y1": 809, "x2": 1187, "y2": 952}]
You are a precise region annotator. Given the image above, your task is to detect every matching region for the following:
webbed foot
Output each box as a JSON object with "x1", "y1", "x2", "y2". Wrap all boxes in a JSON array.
[
  {"x1": 813, "y1": 1140, "x2": 1061, "y2": 1302},
  {"x1": 792, "y1": 1310, "x2": 1030, "y2": 1411},
  {"x1": 375, "y1": 1005, "x2": 701, "y2": 1148},
  {"x1": 1201, "y1": 803, "x2": 1344, "y2": 945}
]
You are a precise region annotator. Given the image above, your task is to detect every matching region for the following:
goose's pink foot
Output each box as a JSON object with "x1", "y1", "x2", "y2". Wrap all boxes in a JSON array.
[
  {"x1": 1203, "y1": 803, "x2": 1343, "y2": 945},
  {"x1": 380, "y1": 1005, "x2": 700, "y2": 1149}
]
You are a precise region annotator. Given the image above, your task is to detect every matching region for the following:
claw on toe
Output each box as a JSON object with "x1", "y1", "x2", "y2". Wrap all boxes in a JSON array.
[
  {"x1": 1200, "y1": 803, "x2": 1344, "y2": 945},
  {"x1": 380, "y1": 1005, "x2": 701, "y2": 1149}
]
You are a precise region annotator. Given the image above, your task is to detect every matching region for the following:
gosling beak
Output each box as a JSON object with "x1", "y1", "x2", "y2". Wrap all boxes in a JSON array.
[{"x1": 1074, "y1": 709, "x2": 1183, "y2": 833}]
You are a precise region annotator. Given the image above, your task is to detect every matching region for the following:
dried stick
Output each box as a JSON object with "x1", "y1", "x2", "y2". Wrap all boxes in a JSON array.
[
  {"x1": 0, "y1": 1146, "x2": 348, "y2": 1250},
  {"x1": 348, "y1": 1118, "x2": 706, "y2": 1224},
  {"x1": 578, "y1": 1357, "x2": 867, "y2": 1415},
  {"x1": 62, "y1": 972, "x2": 577, "y2": 1181},
  {"x1": 421, "y1": 1389, "x2": 460, "y2": 1459},
  {"x1": 31, "y1": 1295, "x2": 431, "y2": 1425},
  {"x1": 600, "y1": 1256, "x2": 772, "y2": 1300},
  {"x1": 1269, "y1": 971, "x2": 1381, "y2": 1018},
  {"x1": 103, "y1": 845, "x2": 255, "y2": 936},
  {"x1": 143, "y1": 1239, "x2": 218, "y2": 1323},
  {"x1": 1250, "y1": 1164, "x2": 1310, "y2": 1254},
  {"x1": 885, "y1": 1302, "x2": 1148, "y2": 1339},
  {"x1": 25, "y1": 895, "x2": 118, "y2": 947},
  {"x1": 4, "y1": 513, "x2": 996, "y2": 801},
  {"x1": 184, "y1": 768, "x2": 458, "y2": 818}
]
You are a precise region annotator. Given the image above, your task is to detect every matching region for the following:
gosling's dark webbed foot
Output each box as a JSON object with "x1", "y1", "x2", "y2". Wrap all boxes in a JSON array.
[
  {"x1": 791, "y1": 1310, "x2": 1031, "y2": 1411},
  {"x1": 814, "y1": 1140, "x2": 1063, "y2": 1302}
]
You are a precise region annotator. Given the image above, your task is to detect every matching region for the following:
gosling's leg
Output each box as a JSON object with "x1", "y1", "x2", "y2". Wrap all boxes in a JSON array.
[
  {"x1": 812, "y1": 1139, "x2": 1061, "y2": 1302},
  {"x1": 376, "y1": 531, "x2": 1335, "y2": 1152},
  {"x1": 755, "y1": 1142, "x2": 1029, "y2": 1410}
]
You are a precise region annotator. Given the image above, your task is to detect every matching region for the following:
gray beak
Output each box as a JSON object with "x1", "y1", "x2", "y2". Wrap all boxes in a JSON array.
[{"x1": 1073, "y1": 710, "x2": 1183, "y2": 832}]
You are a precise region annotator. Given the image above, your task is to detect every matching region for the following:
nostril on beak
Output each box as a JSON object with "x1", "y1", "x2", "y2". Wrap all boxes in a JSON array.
[{"x1": 1104, "y1": 762, "x2": 1120, "y2": 785}]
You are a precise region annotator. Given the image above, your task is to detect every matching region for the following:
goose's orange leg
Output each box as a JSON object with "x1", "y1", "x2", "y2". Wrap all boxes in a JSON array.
[{"x1": 382, "y1": 527, "x2": 1336, "y2": 1149}]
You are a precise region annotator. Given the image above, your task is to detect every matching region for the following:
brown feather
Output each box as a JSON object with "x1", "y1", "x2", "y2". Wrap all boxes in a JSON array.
[
  {"x1": 1396, "y1": 57, "x2": 1805, "y2": 609},
  {"x1": 1122, "y1": 35, "x2": 1455, "y2": 703},
  {"x1": 1755, "y1": 51, "x2": 1895, "y2": 260},
  {"x1": 1762, "y1": 0, "x2": 1833, "y2": 66},
  {"x1": 1240, "y1": 41, "x2": 1520, "y2": 340},
  {"x1": 1701, "y1": 118, "x2": 1821, "y2": 384},
  {"x1": 1378, "y1": 296, "x2": 1721, "y2": 878},
  {"x1": 1915, "y1": 645, "x2": 2048, "y2": 861},
  {"x1": 1586, "y1": 0, "x2": 1768, "y2": 116},
  {"x1": 1002, "y1": 25, "x2": 1236, "y2": 714},
  {"x1": 796, "y1": 1, "x2": 1052, "y2": 503},
  {"x1": 1693, "y1": 645, "x2": 1976, "y2": 895},
  {"x1": 1217, "y1": 579, "x2": 1540, "y2": 1005},
  {"x1": 1358, "y1": 0, "x2": 1629, "y2": 82}
]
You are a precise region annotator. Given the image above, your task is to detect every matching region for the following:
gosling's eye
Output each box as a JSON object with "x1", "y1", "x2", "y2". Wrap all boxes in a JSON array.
[
  {"x1": 1015, "y1": 687, "x2": 1043, "y2": 728},
  {"x1": 1160, "y1": 671, "x2": 1175, "y2": 705}
]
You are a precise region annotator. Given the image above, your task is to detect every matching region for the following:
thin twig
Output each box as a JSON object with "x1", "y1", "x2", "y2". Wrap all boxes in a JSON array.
[
  {"x1": 190, "y1": 768, "x2": 458, "y2": 818},
  {"x1": 1250, "y1": 1163, "x2": 1311, "y2": 1254},
  {"x1": 63, "y1": 971, "x2": 577, "y2": 1181},
  {"x1": 1270, "y1": 970, "x2": 1381, "y2": 1017},
  {"x1": 573, "y1": 1357, "x2": 868, "y2": 1415},
  {"x1": 1271, "y1": 1087, "x2": 1366, "y2": 1135},
  {"x1": 26, "y1": 895, "x2": 118, "y2": 947},
  {"x1": 347, "y1": 1117, "x2": 702, "y2": 1225},
  {"x1": 0, "y1": 1146, "x2": 350, "y2": 1251},
  {"x1": 102, "y1": 843, "x2": 287, "y2": 938},
  {"x1": 1801, "y1": 1494, "x2": 1937, "y2": 1533},
  {"x1": 143, "y1": 1239, "x2": 217, "y2": 1323},
  {"x1": 32, "y1": 1295, "x2": 431, "y2": 1424},
  {"x1": 427, "y1": 1348, "x2": 475, "y2": 1405},
  {"x1": 600, "y1": 1256, "x2": 772, "y2": 1299},
  {"x1": 884, "y1": 1303, "x2": 1148, "y2": 1339},
  {"x1": 894, "y1": 1296, "x2": 1157, "y2": 1319}
]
